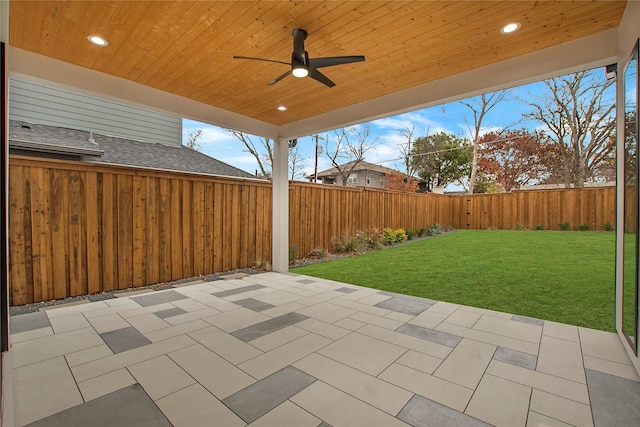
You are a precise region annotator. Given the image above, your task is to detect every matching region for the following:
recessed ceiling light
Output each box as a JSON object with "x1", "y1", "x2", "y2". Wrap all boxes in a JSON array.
[
  {"x1": 277, "y1": 106, "x2": 287, "y2": 111},
  {"x1": 500, "y1": 22, "x2": 521, "y2": 34},
  {"x1": 88, "y1": 35, "x2": 108, "y2": 46}
]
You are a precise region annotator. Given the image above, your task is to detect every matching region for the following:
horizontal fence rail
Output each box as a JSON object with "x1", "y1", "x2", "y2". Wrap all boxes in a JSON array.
[{"x1": 8, "y1": 156, "x2": 617, "y2": 305}]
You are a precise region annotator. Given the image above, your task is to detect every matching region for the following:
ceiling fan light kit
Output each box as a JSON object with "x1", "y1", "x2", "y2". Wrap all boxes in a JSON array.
[{"x1": 234, "y1": 28, "x2": 365, "y2": 88}]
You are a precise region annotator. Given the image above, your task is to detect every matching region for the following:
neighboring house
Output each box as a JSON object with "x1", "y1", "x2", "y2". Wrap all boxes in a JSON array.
[
  {"x1": 8, "y1": 120, "x2": 255, "y2": 179},
  {"x1": 311, "y1": 160, "x2": 404, "y2": 189},
  {"x1": 8, "y1": 77, "x2": 254, "y2": 179}
]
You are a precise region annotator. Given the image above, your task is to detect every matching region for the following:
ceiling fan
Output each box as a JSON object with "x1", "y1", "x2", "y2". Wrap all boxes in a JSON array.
[{"x1": 233, "y1": 29, "x2": 365, "y2": 88}]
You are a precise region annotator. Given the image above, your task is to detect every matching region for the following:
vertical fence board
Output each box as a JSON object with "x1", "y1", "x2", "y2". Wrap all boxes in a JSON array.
[
  {"x1": 50, "y1": 169, "x2": 70, "y2": 300},
  {"x1": 170, "y1": 179, "x2": 183, "y2": 281},
  {"x1": 101, "y1": 174, "x2": 117, "y2": 291},
  {"x1": 85, "y1": 172, "x2": 101, "y2": 295},
  {"x1": 117, "y1": 174, "x2": 134, "y2": 289},
  {"x1": 9, "y1": 166, "x2": 30, "y2": 305},
  {"x1": 132, "y1": 176, "x2": 147, "y2": 287}
]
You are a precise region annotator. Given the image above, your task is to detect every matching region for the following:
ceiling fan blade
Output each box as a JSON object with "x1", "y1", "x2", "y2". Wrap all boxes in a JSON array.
[
  {"x1": 233, "y1": 55, "x2": 290, "y2": 66},
  {"x1": 308, "y1": 68, "x2": 335, "y2": 88},
  {"x1": 268, "y1": 70, "x2": 291, "y2": 86},
  {"x1": 309, "y1": 55, "x2": 365, "y2": 69}
]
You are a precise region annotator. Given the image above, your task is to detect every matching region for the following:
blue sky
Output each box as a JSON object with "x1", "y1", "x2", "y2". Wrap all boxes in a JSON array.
[{"x1": 182, "y1": 66, "x2": 612, "y2": 183}]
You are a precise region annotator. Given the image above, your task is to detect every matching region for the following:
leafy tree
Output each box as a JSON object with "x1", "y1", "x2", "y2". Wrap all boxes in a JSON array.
[
  {"x1": 410, "y1": 132, "x2": 472, "y2": 192},
  {"x1": 473, "y1": 173, "x2": 501, "y2": 194},
  {"x1": 477, "y1": 129, "x2": 555, "y2": 192},
  {"x1": 523, "y1": 69, "x2": 616, "y2": 187},
  {"x1": 324, "y1": 124, "x2": 378, "y2": 186},
  {"x1": 382, "y1": 170, "x2": 419, "y2": 193}
]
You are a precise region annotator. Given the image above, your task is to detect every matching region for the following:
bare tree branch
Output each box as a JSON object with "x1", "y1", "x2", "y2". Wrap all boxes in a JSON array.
[
  {"x1": 323, "y1": 124, "x2": 378, "y2": 186},
  {"x1": 459, "y1": 90, "x2": 510, "y2": 193}
]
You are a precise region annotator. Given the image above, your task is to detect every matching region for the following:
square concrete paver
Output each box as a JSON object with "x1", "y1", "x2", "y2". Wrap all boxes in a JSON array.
[
  {"x1": 13, "y1": 356, "x2": 83, "y2": 426},
  {"x1": 9, "y1": 272, "x2": 640, "y2": 427},
  {"x1": 319, "y1": 331, "x2": 407, "y2": 376},
  {"x1": 466, "y1": 374, "x2": 531, "y2": 426}
]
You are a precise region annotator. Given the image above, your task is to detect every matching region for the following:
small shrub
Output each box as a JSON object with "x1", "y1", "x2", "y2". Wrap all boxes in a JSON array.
[
  {"x1": 534, "y1": 224, "x2": 544, "y2": 230},
  {"x1": 289, "y1": 245, "x2": 300, "y2": 263},
  {"x1": 514, "y1": 223, "x2": 527, "y2": 231},
  {"x1": 603, "y1": 221, "x2": 614, "y2": 232},
  {"x1": 406, "y1": 230, "x2": 415, "y2": 240},
  {"x1": 356, "y1": 228, "x2": 383, "y2": 250},
  {"x1": 308, "y1": 246, "x2": 328, "y2": 258},
  {"x1": 333, "y1": 234, "x2": 365, "y2": 253},
  {"x1": 253, "y1": 259, "x2": 271, "y2": 271},
  {"x1": 578, "y1": 223, "x2": 590, "y2": 231},
  {"x1": 383, "y1": 228, "x2": 407, "y2": 245},
  {"x1": 427, "y1": 223, "x2": 443, "y2": 236},
  {"x1": 558, "y1": 222, "x2": 570, "y2": 231},
  {"x1": 416, "y1": 227, "x2": 428, "y2": 237}
]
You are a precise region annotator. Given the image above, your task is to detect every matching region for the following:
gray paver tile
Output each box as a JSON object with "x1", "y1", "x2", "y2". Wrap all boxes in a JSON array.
[
  {"x1": 10, "y1": 311, "x2": 51, "y2": 334},
  {"x1": 375, "y1": 294, "x2": 434, "y2": 315},
  {"x1": 128, "y1": 355, "x2": 195, "y2": 400},
  {"x1": 211, "y1": 284, "x2": 266, "y2": 298},
  {"x1": 27, "y1": 384, "x2": 171, "y2": 427},
  {"x1": 397, "y1": 323, "x2": 462, "y2": 347},
  {"x1": 230, "y1": 312, "x2": 308, "y2": 342},
  {"x1": 223, "y1": 366, "x2": 316, "y2": 423},
  {"x1": 100, "y1": 326, "x2": 152, "y2": 354},
  {"x1": 493, "y1": 346, "x2": 537, "y2": 370},
  {"x1": 398, "y1": 394, "x2": 491, "y2": 427},
  {"x1": 586, "y1": 368, "x2": 640, "y2": 426},
  {"x1": 154, "y1": 307, "x2": 187, "y2": 319},
  {"x1": 130, "y1": 290, "x2": 188, "y2": 307}
]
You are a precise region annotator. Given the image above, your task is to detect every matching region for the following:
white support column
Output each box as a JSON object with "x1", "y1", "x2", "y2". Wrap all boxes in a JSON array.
[{"x1": 272, "y1": 137, "x2": 289, "y2": 272}]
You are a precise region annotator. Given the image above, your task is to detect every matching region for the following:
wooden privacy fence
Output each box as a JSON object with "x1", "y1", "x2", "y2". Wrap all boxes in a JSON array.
[
  {"x1": 9, "y1": 156, "x2": 272, "y2": 306},
  {"x1": 288, "y1": 182, "x2": 454, "y2": 256},
  {"x1": 8, "y1": 155, "x2": 617, "y2": 305},
  {"x1": 451, "y1": 187, "x2": 616, "y2": 231}
]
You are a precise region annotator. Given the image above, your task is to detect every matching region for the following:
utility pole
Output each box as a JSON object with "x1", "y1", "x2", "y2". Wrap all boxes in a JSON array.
[{"x1": 314, "y1": 135, "x2": 322, "y2": 183}]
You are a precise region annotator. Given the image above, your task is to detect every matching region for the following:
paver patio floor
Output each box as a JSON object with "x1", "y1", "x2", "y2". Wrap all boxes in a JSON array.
[{"x1": 8, "y1": 272, "x2": 640, "y2": 426}]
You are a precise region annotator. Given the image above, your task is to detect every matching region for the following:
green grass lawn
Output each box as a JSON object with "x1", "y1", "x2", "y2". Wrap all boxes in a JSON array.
[{"x1": 292, "y1": 230, "x2": 616, "y2": 331}]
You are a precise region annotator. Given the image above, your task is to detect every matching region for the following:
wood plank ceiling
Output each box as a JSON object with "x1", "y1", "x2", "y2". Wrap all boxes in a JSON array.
[{"x1": 9, "y1": 1, "x2": 627, "y2": 127}]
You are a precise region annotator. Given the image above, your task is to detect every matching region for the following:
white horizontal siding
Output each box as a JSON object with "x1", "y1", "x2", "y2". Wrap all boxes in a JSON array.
[{"x1": 8, "y1": 77, "x2": 182, "y2": 146}]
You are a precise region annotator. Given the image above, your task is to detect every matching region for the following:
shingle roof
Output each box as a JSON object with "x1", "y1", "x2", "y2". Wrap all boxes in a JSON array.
[
  {"x1": 315, "y1": 160, "x2": 400, "y2": 178},
  {"x1": 9, "y1": 120, "x2": 256, "y2": 179}
]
